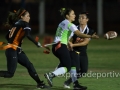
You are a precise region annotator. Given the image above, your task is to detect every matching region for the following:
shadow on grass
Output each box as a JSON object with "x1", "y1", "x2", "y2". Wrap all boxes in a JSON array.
[
  {"x1": 0, "y1": 84, "x2": 36, "y2": 90},
  {"x1": 0, "y1": 84, "x2": 73, "y2": 90},
  {"x1": 51, "y1": 86, "x2": 73, "y2": 90}
]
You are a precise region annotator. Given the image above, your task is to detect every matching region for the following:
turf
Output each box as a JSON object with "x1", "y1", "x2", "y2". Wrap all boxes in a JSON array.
[{"x1": 0, "y1": 35, "x2": 120, "y2": 90}]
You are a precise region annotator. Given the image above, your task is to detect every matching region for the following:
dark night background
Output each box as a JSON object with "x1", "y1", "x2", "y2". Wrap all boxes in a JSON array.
[{"x1": 0, "y1": 0, "x2": 120, "y2": 36}]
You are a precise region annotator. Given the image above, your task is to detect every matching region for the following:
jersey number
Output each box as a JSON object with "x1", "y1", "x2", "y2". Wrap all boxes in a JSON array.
[{"x1": 9, "y1": 27, "x2": 16, "y2": 38}]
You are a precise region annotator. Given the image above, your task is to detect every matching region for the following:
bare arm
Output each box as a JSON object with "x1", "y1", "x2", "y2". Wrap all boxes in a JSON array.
[
  {"x1": 72, "y1": 38, "x2": 90, "y2": 47},
  {"x1": 69, "y1": 37, "x2": 73, "y2": 42},
  {"x1": 67, "y1": 37, "x2": 73, "y2": 51},
  {"x1": 74, "y1": 30, "x2": 99, "y2": 39}
]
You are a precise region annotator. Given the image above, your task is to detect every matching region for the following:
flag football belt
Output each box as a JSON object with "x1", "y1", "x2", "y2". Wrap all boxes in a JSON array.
[
  {"x1": 0, "y1": 42, "x2": 21, "y2": 50},
  {"x1": 55, "y1": 41, "x2": 61, "y2": 51}
]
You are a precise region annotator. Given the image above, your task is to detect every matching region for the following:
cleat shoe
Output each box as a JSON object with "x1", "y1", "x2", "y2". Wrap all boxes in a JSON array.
[
  {"x1": 44, "y1": 73, "x2": 54, "y2": 87},
  {"x1": 64, "y1": 84, "x2": 71, "y2": 89},
  {"x1": 37, "y1": 81, "x2": 49, "y2": 89},
  {"x1": 73, "y1": 85, "x2": 87, "y2": 90},
  {"x1": 78, "y1": 85, "x2": 87, "y2": 90},
  {"x1": 63, "y1": 78, "x2": 72, "y2": 89},
  {"x1": 64, "y1": 81, "x2": 71, "y2": 89},
  {"x1": 73, "y1": 80, "x2": 87, "y2": 90}
]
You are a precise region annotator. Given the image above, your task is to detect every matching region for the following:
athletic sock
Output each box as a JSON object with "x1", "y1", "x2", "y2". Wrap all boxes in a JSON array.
[
  {"x1": 52, "y1": 67, "x2": 67, "y2": 76},
  {"x1": 70, "y1": 67, "x2": 77, "y2": 83}
]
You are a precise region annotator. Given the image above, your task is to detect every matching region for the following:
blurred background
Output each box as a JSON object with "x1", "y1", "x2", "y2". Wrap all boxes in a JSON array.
[
  {"x1": 0, "y1": 0, "x2": 120, "y2": 36},
  {"x1": 0, "y1": 1, "x2": 120, "y2": 90}
]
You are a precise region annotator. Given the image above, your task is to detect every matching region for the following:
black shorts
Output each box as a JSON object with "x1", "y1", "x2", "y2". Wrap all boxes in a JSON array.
[
  {"x1": 70, "y1": 51, "x2": 80, "y2": 71},
  {"x1": 52, "y1": 43, "x2": 71, "y2": 72}
]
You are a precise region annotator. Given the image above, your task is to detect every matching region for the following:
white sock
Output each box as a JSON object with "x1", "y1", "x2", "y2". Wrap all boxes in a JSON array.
[
  {"x1": 70, "y1": 67, "x2": 77, "y2": 83},
  {"x1": 52, "y1": 67, "x2": 67, "y2": 76}
]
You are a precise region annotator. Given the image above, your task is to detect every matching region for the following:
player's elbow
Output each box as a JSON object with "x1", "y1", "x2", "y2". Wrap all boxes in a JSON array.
[{"x1": 74, "y1": 30, "x2": 80, "y2": 36}]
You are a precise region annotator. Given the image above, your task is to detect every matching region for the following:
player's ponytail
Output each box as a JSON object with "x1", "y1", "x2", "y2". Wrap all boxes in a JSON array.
[
  {"x1": 59, "y1": 8, "x2": 73, "y2": 19},
  {"x1": 4, "y1": 8, "x2": 27, "y2": 28},
  {"x1": 4, "y1": 11, "x2": 18, "y2": 28},
  {"x1": 60, "y1": 8, "x2": 66, "y2": 16}
]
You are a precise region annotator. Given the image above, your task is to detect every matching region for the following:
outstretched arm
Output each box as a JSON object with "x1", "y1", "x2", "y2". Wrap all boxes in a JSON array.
[
  {"x1": 74, "y1": 30, "x2": 99, "y2": 39},
  {"x1": 25, "y1": 29, "x2": 41, "y2": 47}
]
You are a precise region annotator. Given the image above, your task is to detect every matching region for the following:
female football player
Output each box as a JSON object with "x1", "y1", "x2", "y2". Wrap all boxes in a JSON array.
[
  {"x1": 44, "y1": 8, "x2": 99, "y2": 89},
  {"x1": 0, "y1": 8, "x2": 47, "y2": 89},
  {"x1": 64, "y1": 12, "x2": 94, "y2": 89}
]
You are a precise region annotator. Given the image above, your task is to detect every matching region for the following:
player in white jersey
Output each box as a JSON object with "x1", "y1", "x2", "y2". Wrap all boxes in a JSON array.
[
  {"x1": 64, "y1": 12, "x2": 93, "y2": 89},
  {"x1": 44, "y1": 8, "x2": 99, "y2": 90}
]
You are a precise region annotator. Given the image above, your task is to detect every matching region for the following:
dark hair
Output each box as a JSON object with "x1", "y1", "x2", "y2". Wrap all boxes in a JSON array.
[
  {"x1": 4, "y1": 8, "x2": 27, "y2": 28},
  {"x1": 59, "y1": 8, "x2": 73, "y2": 18},
  {"x1": 79, "y1": 12, "x2": 89, "y2": 19}
]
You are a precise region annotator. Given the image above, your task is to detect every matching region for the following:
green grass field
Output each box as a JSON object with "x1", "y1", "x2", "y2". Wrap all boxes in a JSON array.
[{"x1": 0, "y1": 35, "x2": 120, "y2": 90}]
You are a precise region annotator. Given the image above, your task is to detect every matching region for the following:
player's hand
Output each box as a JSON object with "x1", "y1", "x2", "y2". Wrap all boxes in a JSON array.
[
  {"x1": 37, "y1": 42, "x2": 42, "y2": 47},
  {"x1": 0, "y1": 42, "x2": 6, "y2": 45},
  {"x1": 68, "y1": 42, "x2": 73, "y2": 51},
  {"x1": 91, "y1": 32, "x2": 99, "y2": 39}
]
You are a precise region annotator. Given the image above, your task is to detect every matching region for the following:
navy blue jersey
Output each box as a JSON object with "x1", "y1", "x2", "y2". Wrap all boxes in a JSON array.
[{"x1": 72, "y1": 25, "x2": 94, "y2": 55}]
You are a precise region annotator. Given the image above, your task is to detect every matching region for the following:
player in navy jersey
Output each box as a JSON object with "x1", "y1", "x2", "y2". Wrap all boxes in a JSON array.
[
  {"x1": 64, "y1": 12, "x2": 94, "y2": 89},
  {"x1": 44, "y1": 8, "x2": 99, "y2": 90},
  {"x1": 0, "y1": 8, "x2": 47, "y2": 89}
]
